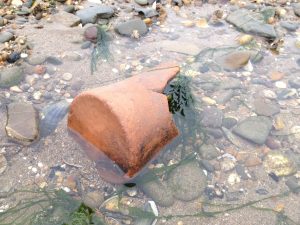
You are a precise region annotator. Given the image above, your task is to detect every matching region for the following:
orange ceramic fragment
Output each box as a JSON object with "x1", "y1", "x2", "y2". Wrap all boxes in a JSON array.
[{"x1": 68, "y1": 63, "x2": 180, "y2": 181}]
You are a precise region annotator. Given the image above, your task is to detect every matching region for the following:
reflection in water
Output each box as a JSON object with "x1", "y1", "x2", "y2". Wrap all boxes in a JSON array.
[{"x1": 68, "y1": 128, "x2": 167, "y2": 185}]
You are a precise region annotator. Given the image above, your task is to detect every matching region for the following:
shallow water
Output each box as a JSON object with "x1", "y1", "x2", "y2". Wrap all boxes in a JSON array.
[{"x1": 1, "y1": 0, "x2": 300, "y2": 225}]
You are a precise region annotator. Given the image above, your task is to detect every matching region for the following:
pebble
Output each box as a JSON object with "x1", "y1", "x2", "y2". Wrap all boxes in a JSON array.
[
  {"x1": 263, "y1": 90, "x2": 277, "y2": 99},
  {"x1": 139, "y1": 177, "x2": 174, "y2": 207},
  {"x1": 62, "y1": 73, "x2": 73, "y2": 81},
  {"x1": 221, "y1": 158, "x2": 236, "y2": 172},
  {"x1": 5, "y1": 102, "x2": 39, "y2": 144},
  {"x1": 253, "y1": 99, "x2": 280, "y2": 116},
  {"x1": 227, "y1": 173, "x2": 241, "y2": 185},
  {"x1": 0, "y1": 32, "x2": 14, "y2": 43},
  {"x1": 167, "y1": 160, "x2": 207, "y2": 201},
  {"x1": 83, "y1": 191, "x2": 104, "y2": 209},
  {"x1": 20, "y1": 53, "x2": 28, "y2": 58},
  {"x1": 199, "y1": 144, "x2": 220, "y2": 160},
  {"x1": 115, "y1": 19, "x2": 148, "y2": 36},
  {"x1": 7, "y1": 52, "x2": 21, "y2": 63},
  {"x1": 200, "y1": 159, "x2": 215, "y2": 172},
  {"x1": 202, "y1": 96, "x2": 216, "y2": 105},
  {"x1": 263, "y1": 151, "x2": 297, "y2": 177},
  {"x1": 46, "y1": 56, "x2": 63, "y2": 65},
  {"x1": 200, "y1": 106, "x2": 224, "y2": 128},
  {"x1": 0, "y1": 66, "x2": 24, "y2": 88},
  {"x1": 33, "y1": 91, "x2": 42, "y2": 100},
  {"x1": 222, "y1": 117, "x2": 238, "y2": 129},
  {"x1": 235, "y1": 164, "x2": 250, "y2": 180},
  {"x1": 285, "y1": 176, "x2": 300, "y2": 194},
  {"x1": 34, "y1": 65, "x2": 46, "y2": 75},
  {"x1": 10, "y1": 86, "x2": 22, "y2": 93},
  {"x1": 255, "y1": 188, "x2": 269, "y2": 195},
  {"x1": 233, "y1": 116, "x2": 272, "y2": 145},
  {"x1": 275, "y1": 81, "x2": 287, "y2": 89}
]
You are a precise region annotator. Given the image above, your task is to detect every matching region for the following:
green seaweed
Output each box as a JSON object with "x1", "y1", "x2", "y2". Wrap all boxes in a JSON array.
[
  {"x1": 90, "y1": 25, "x2": 112, "y2": 74},
  {"x1": 0, "y1": 188, "x2": 105, "y2": 225},
  {"x1": 164, "y1": 75, "x2": 194, "y2": 116}
]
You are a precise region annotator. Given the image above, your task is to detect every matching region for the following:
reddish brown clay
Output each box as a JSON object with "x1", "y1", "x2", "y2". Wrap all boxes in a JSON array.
[{"x1": 68, "y1": 63, "x2": 180, "y2": 180}]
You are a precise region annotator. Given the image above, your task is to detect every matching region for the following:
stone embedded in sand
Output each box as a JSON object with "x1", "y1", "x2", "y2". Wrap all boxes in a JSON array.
[
  {"x1": 76, "y1": 5, "x2": 114, "y2": 25},
  {"x1": 115, "y1": 19, "x2": 148, "y2": 36},
  {"x1": 216, "y1": 51, "x2": 251, "y2": 71},
  {"x1": 263, "y1": 152, "x2": 297, "y2": 177},
  {"x1": 233, "y1": 116, "x2": 272, "y2": 145},
  {"x1": 5, "y1": 102, "x2": 39, "y2": 145},
  {"x1": 68, "y1": 63, "x2": 180, "y2": 179},
  {"x1": 52, "y1": 11, "x2": 81, "y2": 27},
  {"x1": 0, "y1": 66, "x2": 23, "y2": 88}
]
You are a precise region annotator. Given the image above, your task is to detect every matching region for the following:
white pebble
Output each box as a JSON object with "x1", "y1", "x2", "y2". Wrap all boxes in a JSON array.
[
  {"x1": 62, "y1": 73, "x2": 73, "y2": 81},
  {"x1": 33, "y1": 91, "x2": 42, "y2": 100},
  {"x1": 263, "y1": 90, "x2": 277, "y2": 99},
  {"x1": 112, "y1": 68, "x2": 119, "y2": 73},
  {"x1": 31, "y1": 167, "x2": 38, "y2": 173},
  {"x1": 10, "y1": 86, "x2": 22, "y2": 93},
  {"x1": 227, "y1": 173, "x2": 241, "y2": 185},
  {"x1": 43, "y1": 73, "x2": 50, "y2": 80},
  {"x1": 20, "y1": 53, "x2": 28, "y2": 58},
  {"x1": 62, "y1": 187, "x2": 71, "y2": 193},
  {"x1": 275, "y1": 81, "x2": 287, "y2": 89}
]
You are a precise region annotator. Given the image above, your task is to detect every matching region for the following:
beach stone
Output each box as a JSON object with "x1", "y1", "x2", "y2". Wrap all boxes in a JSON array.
[
  {"x1": 222, "y1": 117, "x2": 238, "y2": 129},
  {"x1": 263, "y1": 152, "x2": 297, "y2": 177},
  {"x1": 135, "y1": 7, "x2": 159, "y2": 18},
  {"x1": 293, "y1": 3, "x2": 300, "y2": 17},
  {"x1": 288, "y1": 78, "x2": 300, "y2": 89},
  {"x1": 256, "y1": 188, "x2": 269, "y2": 195},
  {"x1": 115, "y1": 19, "x2": 148, "y2": 36},
  {"x1": 0, "y1": 66, "x2": 23, "y2": 88},
  {"x1": 0, "y1": 31, "x2": 14, "y2": 43},
  {"x1": 46, "y1": 56, "x2": 63, "y2": 65},
  {"x1": 280, "y1": 21, "x2": 299, "y2": 31},
  {"x1": 233, "y1": 116, "x2": 272, "y2": 145},
  {"x1": 5, "y1": 102, "x2": 39, "y2": 145},
  {"x1": 76, "y1": 5, "x2": 114, "y2": 25},
  {"x1": 52, "y1": 11, "x2": 81, "y2": 27},
  {"x1": 167, "y1": 160, "x2": 207, "y2": 201},
  {"x1": 200, "y1": 160, "x2": 215, "y2": 172},
  {"x1": 235, "y1": 164, "x2": 249, "y2": 180},
  {"x1": 265, "y1": 137, "x2": 281, "y2": 149},
  {"x1": 161, "y1": 40, "x2": 201, "y2": 56},
  {"x1": 135, "y1": 0, "x2": 148, "y2": 5},
  {"x1": 226, "y1": 9, "x2": 277, "y2": 38},
  {"x1": 84, "y1": 26, "x2": 98, "y2": 42},
  {"x1": 216, "y1": 51, "x2": 251, "y2": 71},
  {"x1": 83, "y1": 191, "x2": 104, "y2": 209},
  {"x1": 26, "y1": 55, "x2": 46, "y2": 65},
  {"x1": 253, "y1": 99, "x2": 280, "y2": 116},
  {"x1": 199, "y1": 144, "x2": 220, "y2": 160},
  {"x1": 216, "y1": 90, "x2": 234, "y2": 104},
  {"x1": 139, "y1": 177, "x2": 174, "y2": 207},
  {"x1": 285, "y1": 176, "x2": 300, "y2": 194},
  {"x1": 203, "y1": 127, "x2": 223, "y2": 139},
  {"x1": 200, "y1": 106, "x2": 223, "y2": 128}
]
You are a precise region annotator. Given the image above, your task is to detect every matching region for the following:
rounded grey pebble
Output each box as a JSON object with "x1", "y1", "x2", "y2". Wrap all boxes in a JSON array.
[{"x1": 81, "y1": 41, "x2": 92, "y2": 49}]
